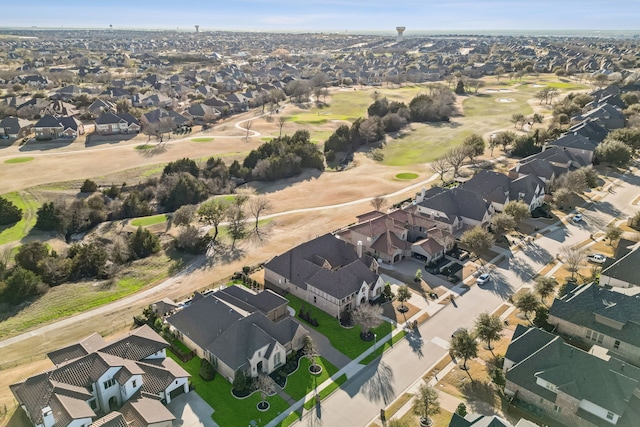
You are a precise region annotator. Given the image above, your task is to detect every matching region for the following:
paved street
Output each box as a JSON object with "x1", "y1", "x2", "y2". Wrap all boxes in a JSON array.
[{"x1": 290, "y1": 168, "x2": 640, "y2": 427}]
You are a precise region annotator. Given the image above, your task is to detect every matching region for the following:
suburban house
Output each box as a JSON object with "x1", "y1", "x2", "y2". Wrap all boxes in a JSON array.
[
  {"x1": 88, "y1": 99, "x2": 117, "y2": 117},
  {"x1": 569, "y1": 119, "x2": 609, "y2": 144},
  {"x1": 548, "y1": 283, "x2": 640, "y2": 367},
  {"x1": 447, "y1": 413, "x2": 537, "y2": 427},
  {"x1": 599, "y1": 241, "x2": 640, "y2": 288},
  {"x1": 413, "y1": 186, "x2": 494, "y2": 232},
  {"x1": 10, "y1": 325, "x2": 189, "y2": 427},
  {"x1": 166, "y1": 286, "x2": 307, "y2": 382},
  {"x1": 457, "y1": 170, "x2": 547, "y2": 214},
  {"x1": 504, "y1": 325, "x2": 640, "y2": 427},
  {"x1": 95, "y1": 113, "x2": 141, "y2": 135},
  {"x1": 34, "y1": 115, "x2": 84, "y2": 140},
  {"x1": 183, "y1": 103, "x2": 221, "y2": 124},
  {"x1": 574, "y1": 103, "x2": 625, "y2": 131},
  {"x1": 0, "y1": 116, "x2": 32, "y2": 138},
  {"x1": 337, "y1": 209, "x2": 454, "y2": 265},
  {"x1": 547, "y1": 133, "x2": 598, "y2": 165},
  {"x1": 264, "y1": 233, "x2": 386, "y2": 318}
]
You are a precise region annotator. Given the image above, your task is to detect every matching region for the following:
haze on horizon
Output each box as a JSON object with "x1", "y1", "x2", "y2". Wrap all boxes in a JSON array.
[{"x1": 3, "y1": 0, "x2": 639, "y2": 32}]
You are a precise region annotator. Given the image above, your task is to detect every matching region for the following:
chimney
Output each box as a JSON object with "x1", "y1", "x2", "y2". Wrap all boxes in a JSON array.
[{"x1": 357, "y1": 241, "x2": 363, "y2": 258}]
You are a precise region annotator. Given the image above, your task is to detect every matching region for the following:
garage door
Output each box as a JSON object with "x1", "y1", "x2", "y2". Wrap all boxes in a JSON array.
[{"x1": 169, "y1": 386, "x2": 185, "y2": 400}]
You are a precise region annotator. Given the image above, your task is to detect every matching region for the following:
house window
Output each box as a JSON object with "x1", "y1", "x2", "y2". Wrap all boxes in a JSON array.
[
  {"x1": 89, "y1": 400, "x2": 97, "y2": 410},
  {"x1": 275, "y1": 352, "x2": 281, "y2": 366},
  {"x1": 132, "y1": 380, "x2": 137, "y2": 388},
  {"x1": 313, "y1": 296, "x2": 317, "y2": 303},
  {"x1": 607, "y1": 411, "x2": 615, "y2": 420},
  {"x1": 103, "y1": 379, "x2": 116, "y2": 389},
  {"x1": 585, "y1": 329, "x2": 604, "y2": 344},
  {"x1": 614, "y1": 340, "x2": 620, "y2": 349},
  {"x1": 554, "y1": 405, "x2": 561, "y2": 413}
]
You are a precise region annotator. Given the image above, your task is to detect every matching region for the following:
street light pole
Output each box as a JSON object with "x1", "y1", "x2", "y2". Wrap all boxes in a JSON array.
[{"x1": 374, "y1": 333, "x2": 377, "y2": 351}]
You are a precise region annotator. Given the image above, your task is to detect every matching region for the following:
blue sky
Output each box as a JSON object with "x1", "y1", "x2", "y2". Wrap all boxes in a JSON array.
[{"x1": 4, "y1": 0, "x2": 639, "y2": 32}]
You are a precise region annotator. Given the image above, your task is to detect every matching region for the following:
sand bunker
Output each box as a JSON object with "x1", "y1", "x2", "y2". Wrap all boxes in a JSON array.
[
  {"x1": 485, "y1": 88, "x2": 514, "y2": 93},
  {"x1": 497, "y1": 98, "x2": 516, "y2": 103}
]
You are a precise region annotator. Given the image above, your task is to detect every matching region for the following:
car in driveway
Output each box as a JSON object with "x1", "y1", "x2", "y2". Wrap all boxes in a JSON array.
[
  {"x1": 572, "y1": 213, "x2": 583, "y2": 223},
  {"x1": 588, "y1": 253, "x2": 607, "y2": 264},
  {"x1": 476, "y1": 273, "x2": 490, "y2": 285}
]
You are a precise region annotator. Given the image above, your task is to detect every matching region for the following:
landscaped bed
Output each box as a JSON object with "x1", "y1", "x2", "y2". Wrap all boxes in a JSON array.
[
  {"x1": 167, "y1": 350, "x2": 289, "y2": 426},
  {"x1": 286, "y1": 294, "x2": 393, "y2": 359}
]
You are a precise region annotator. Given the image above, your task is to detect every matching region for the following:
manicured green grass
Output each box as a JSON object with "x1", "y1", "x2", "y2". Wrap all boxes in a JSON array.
[
  {"x1": 359, "y1": 330, "x2": 408, "y2": 365},
  {"x1": 395, "y1": 172, "x2": 419, "y2": 180},
  {"x1": 130, "y1": 214, "x2": 170, "y2": 227},
  {"x1": 302, "y1": 374, "x2": 348, "y2": 410},
  {"x1": 286, "y1": 294, "x2": 393, "y2": 359},
  {"x1": 191, "y1": 137, "x2": 215, "y2": 142},
  {"x1": 276, "y1": 411, "x2": 302, "y2": 427},
  {"x1": 4, "y1": 157, "x2": 34, "y2": 164},
  {"x1": 211, "y1": 218, "x2": 272, "y2": 240},
  {"x1": 284, "y1": 356, "x2": 339, "y2": 401},
  {"x1": 135, "y1": 144, "x2": 153, "y2": 150},
  {"x1": 0, "y1": 254, "x2": 180, "y2": 338},
  {"x1": 172, "y1": 339, "x2": 191, "y2": 354},
  {"x1": 167, "y1": 350, "x2": 289, "y2": 427},
  {"x1": 0, "y1": 191, "x2": 40, "y2": 245}
]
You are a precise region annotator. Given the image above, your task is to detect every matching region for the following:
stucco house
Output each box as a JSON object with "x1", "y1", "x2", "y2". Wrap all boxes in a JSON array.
[
  {"x1": 504, "y1": 325, "x2": 640, "y2": 427},
  {"x1": 10, "y1": 325, "x2": 189, "y2": 427},
  {"x1": 548, "y1": 283, "x2": 640, "y2": 367},
  {"x1": 264, "y1": 233, "x2": 386, "y2": 318},
  {"x1": 166, "y1": 286, "x2": 307, "y2": 382}
]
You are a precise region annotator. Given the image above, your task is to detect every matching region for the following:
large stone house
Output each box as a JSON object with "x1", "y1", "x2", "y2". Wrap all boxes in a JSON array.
[
  {"x1": 504, "y1": 326, "x2": 640, "y2": 427},
  {"x1": 166, "y1": 286, "x2": 307, "y2": 382},
  {"x1": 10, "y1": 325, "x2": 189, "y2": 427},
  {"x1": 264, "y1": 233, "x2": 386, "y2": 318},
  {"x1": 95, "y1": 113, "x2": 141, "y2": 135},
  {"x1": 548, "y1": 283, "x2": 640, "y2": 367},
  {"x1": 414, "y1": 186, "x2": 493, "y2": 232},
  {"x1": 34, "y1": 115, "x2": 84, "y2": 140}
]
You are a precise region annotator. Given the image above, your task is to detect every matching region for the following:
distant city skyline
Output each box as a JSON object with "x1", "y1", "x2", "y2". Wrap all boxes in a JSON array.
[{"x1": 2, "y1": 0, "x2": 639, "y2": 33}]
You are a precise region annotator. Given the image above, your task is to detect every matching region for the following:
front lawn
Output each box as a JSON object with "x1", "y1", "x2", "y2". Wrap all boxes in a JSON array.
[
  {"x1": 285, "y1": 294, "x2": 393, "y2": 359},
  {"x1": 284, "y1": 356, "x2": 338, "y2": 401},
  {"x1": 167, "y1": 350, "x2": 289, "y2": 426},
  {"x1": 130, "y1": 214, "x2": 170, "y2": 227}
]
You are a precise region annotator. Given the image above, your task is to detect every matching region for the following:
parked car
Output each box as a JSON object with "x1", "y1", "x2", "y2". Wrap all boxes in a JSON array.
[
  {"x1": 476, "y1": 273, "x2": 490, "y2": 285},
  {"x1": 588, "y1": 254, "x2": 606, "y2": 264},
  {"x1": 572, "y1": 214, "x2": 583, "y2": 222}
]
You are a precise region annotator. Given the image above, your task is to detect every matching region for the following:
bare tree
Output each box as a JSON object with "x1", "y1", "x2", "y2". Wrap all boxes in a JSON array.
[
  {"x1": 277, "y1": 116, "x2": 286, "y2": 137},
  {"x1": 352, "y1": 303, "x2": 383, "y2": 339},
  {"x1": 244, "y1": 120, "x2": 253, "y2": 142},
  {"x1": 561, "y1": 246, "x2": 586, "y2": 281},
  {"x1": 254, "y1": 373, "x2": 275, "y2": 406},
  {"x1": 430, "y1": 157, "x2": 451, "y2": 182},
  {"x1": 444, "y1": 146, "x2": 467, "y2": 177},
  {"x1": 302, "y1": 335, "x2": 320, "y2": 369},
  {"x1": 248, "y1": 196, "x2": 271, "y2": 233},
  {"x1": 370, "y1": 195, "x2": 386, "y2": 211}
]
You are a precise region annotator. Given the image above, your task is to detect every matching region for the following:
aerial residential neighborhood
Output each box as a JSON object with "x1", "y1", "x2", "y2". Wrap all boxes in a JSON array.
[{"x1": 0, "y1": 5, "x2": 640, "y2": 427}]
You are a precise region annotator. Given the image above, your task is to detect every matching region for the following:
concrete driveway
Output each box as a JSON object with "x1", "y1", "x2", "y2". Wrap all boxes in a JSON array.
[{"x1": 167, "y1": 392, "x2": 219, "y2": 427}]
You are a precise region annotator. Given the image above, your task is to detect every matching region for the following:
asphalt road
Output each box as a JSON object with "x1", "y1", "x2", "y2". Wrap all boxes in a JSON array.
[{"x1": 292, "y1": 168, "x2": 640, "y2": 427}]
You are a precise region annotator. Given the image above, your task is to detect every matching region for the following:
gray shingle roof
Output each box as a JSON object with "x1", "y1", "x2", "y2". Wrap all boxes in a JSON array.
[
  {"x1": 264, "y1": 233, "x2": 379, "y2": 299},
  {"x1": 506, "y1": 327, "x2": 640, "y2": 416},
  {"x1": 601, "y1": 243, "x2": 640, "y2": 287},
  {"x1": 458, "y1": 170, "x2": 511, "y2": 206},
  {"x1": 549, "y1": 283, "x2": 640, "y2": 346},
  {"x1": 417, "y1": 187, "x2": 489, "y2": 222}
]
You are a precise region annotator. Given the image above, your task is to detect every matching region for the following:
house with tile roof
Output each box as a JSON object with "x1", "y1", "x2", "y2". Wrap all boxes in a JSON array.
[
  {"x1": 548, "y1": 283, "x2": 640, "y2": 367},
  {"x1": 264, "y1": 233, "x2": 385, "y2": 318},
  {"x1": 337, "y1": 208, "x2": 454, "y2": 265},
  {"x1": 166, "y1": 286, "x2": 307, "y2": 382},
  {"x1": 10, "y1": 325, "x2": 189, "y2": 427},
  {"x1": 504, "y1": 325, "x2": 640, "y2": 427}
]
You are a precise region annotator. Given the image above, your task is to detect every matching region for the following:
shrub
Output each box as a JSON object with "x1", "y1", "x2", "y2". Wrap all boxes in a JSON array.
[
  {"x1": 233, "y1": 370, "x2": 250, "y2": 392},
  {"x1": 0, "y1": 196, "x2": 23, "y2": 225},
  {"x1": 199, "y1": 359, "x2": 216, "y2": 381},
  {"x1": 129, "y1": 227, "x2": 161, "y2": 259},
  {"x1": 80, "y1": 179, "x2": 98, "y2": 193}
]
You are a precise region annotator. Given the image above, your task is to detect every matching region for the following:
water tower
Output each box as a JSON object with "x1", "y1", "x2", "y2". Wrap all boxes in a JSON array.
[
  {"x1": 195, "y1": 25, "x2": 199, "y2": 33},
  {"x1": 396, "y1": 26, "x2": 406, "y2": 42}
]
